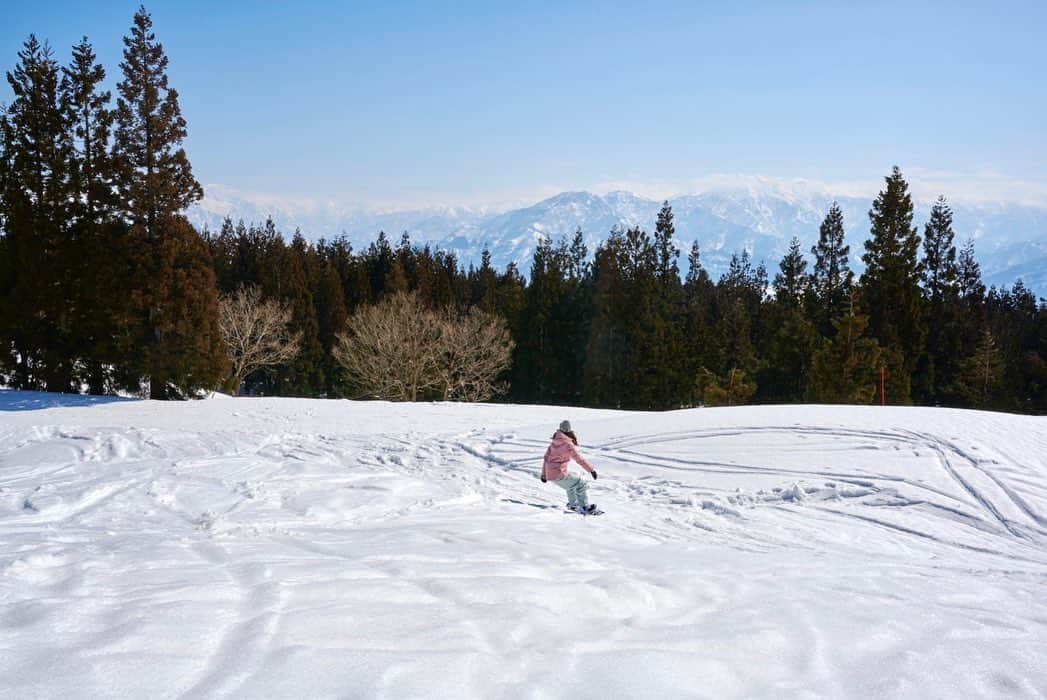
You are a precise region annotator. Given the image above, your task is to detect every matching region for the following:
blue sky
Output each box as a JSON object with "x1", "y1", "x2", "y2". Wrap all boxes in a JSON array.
[{"x1": 3, "y1": 1, "x2": 1046, "y2": 206}]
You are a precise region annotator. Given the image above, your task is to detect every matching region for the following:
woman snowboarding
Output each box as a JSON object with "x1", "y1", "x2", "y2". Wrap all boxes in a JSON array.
[{"x1": 541, "y1": 420, "x2": 600, "y2": 514}]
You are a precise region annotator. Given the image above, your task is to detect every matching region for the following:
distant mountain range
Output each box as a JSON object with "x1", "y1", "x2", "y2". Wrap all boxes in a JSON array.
[{"x1": 187, "y1": 179, "x2": 1047, "y2": 294}]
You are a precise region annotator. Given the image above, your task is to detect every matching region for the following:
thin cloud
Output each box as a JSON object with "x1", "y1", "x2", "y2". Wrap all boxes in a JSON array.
[{"x1": 201, "y1": 170, "x2": 1047, "y2": 214}]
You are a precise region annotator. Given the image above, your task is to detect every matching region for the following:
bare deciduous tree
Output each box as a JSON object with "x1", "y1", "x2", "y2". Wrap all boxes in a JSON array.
[
  {"x1": 333, "y1": 292, "x2": 443, "y2": 401},
  {"x1": 333, "y1": 292, "x2": 514, "y2": 402},
  {"x1": 218, "y1": 286, "x2": 301, "y2": 394},
  {"x1": 437, "y1": 307, "x2": 514, "y2": 401}
]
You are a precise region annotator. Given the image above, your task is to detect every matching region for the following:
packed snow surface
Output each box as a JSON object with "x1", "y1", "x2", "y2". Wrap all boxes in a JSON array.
[{"x1": 1, "y1": 391, "x2": 1046, "y2": 698}]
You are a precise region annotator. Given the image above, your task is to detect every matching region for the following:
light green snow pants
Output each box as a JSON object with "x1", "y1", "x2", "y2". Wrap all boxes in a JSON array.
[{"x1": 552, "y1": 473, "x2": 588, "y2": 508}]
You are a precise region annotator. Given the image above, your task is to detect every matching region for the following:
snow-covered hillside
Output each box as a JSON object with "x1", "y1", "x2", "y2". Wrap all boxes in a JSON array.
[
  {"x1": 2, "y1": 392, "x2": 1046, "y2": 698},
  {"x1": 188, "y1": 179, "x2": 1047, "y2": 293}
]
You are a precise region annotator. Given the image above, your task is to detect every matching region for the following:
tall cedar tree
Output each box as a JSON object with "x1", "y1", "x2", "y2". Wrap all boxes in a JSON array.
[
  {"x1": 950, "y1": 238, "x2": 988, "y2": 399},
  {"x1": 809, "y1": 201, "x2": 852, "y2": 338},
  {"x1": 315, "y1": 260, "x2": 348, "y2": 396},
  {"x1": 986, "y1": 281, "x2": 1042, "y2": 412},
  {"x1": 0, "y1": 126, "x2": 9, "y2": 382},
  {"x1": 583, "y1": 230, "x2": 624, "y2": 406},
  {"x1": 651, "y1": 203, "x2": 688, "y2": 407},
  {"x1": 861, "y1": 166, "x2": 925, "y2": 403},
  {"x1": 807, "y1": 295, "x2": 883, "y2": 404},
  {"x1": 64, "y1": 38, "x2": 114, "y2": 223},
  {"x1": 559, "y1": 229, "x2": 594, "y2": 404},
  {"x1": 112, "y1": 7, "x2": 223, "y2": 397},
  {"x1": 714, "y1": 250, "x2": 766, "y2": 378},
  {"x1": 620, "y1": 226, "x2": 665, "y2": 408},
  {"x1": 918, "y1": 196, "x2": 961, "y2": 403},
  {"x1": 762, "y1": 237, "x2": 817, "y2": 402},
  {"x1": 138, "y1": 216, "x2": 227, "y2": 396},
  {"x1": 774, "y1": 237, "x2": 808, "y2": 307},
  {"x1": 470, "y1": 248, "x2": 498, "y2": 312},
  {"x1": 63, "y1": 37, "x2": 125, "y2": 394},
  {"x1": 683, "y1": 241, "x2": 716, "y2": 404},
  {"x1": 112, "y1": 7, "x2": 203, "y2": 232},
  {"x1": 273, "y1": 232, "x2": 324, "y2": 395},
  {"x1": 513, "y1": 236, "x2": 570, "y2": 402},
  {"x1": 0, "y1": 36, "x2": 76, "y2": 390}
]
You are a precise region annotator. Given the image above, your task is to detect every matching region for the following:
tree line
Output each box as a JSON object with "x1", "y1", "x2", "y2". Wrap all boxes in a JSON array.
[
  {"x1": 2, "y1": 9, "x2": 1044, "y2": 412},
  {"x1": 1, "y1": 8, "x2": 222, "y2": 399}
]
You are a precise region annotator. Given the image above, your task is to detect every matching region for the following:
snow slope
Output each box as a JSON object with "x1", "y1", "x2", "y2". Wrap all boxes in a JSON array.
[{"x1": 1, "y1": 391, "x2": 1046, "y2": 698}]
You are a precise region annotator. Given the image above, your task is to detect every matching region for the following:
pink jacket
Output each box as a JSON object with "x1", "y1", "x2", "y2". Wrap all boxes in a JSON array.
[{"x1": 542, "y1": 431, "x2": 595, "y2": 481}]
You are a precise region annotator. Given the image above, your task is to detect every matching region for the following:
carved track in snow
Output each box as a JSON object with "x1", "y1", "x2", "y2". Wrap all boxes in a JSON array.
[{"x1": 476, "y1": 422, "x2": 1047, "y2": 563}]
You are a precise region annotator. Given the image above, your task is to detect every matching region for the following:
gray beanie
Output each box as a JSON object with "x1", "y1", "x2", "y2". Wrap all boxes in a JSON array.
[{"x1": 559, "y1": 420, "x2": 572, "y2": 432}]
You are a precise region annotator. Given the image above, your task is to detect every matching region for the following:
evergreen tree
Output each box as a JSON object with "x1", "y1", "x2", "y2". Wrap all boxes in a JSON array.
[
  {"x1": 252, "y1": 218, "x2": 290, "y2": 298},
  {"x1": 917, "y1": 196, "x2": 961, "y2": 403},
  {"x1": 650, "y1": 202, "x2": 687, "y2": 406},
  {"x1": 470, "y1": 248, "x2": 498, "y2": 312},
  {"x1": 807, "y1": 295, "x2": 883, "y2": 404},
  {"x1": 685, "y1": 241, "x2": 713, "y2": 290},
  {"x1": 428, "y1": 250, "x2": 461, "y2": 308},
  {"x1": 986, "y1": 280, "x2": 1041, "y2": 411},
  {"x1": 583, "y1": 229, "x2": 627, "y2": 407},
  {"x1": 713, "y1": 250, "x2": 766, "y2": 381},
  {"x1": 384, "y1": 257, "x2": 409, "y2": 296},
  {"x1": 364, "y1": 231, "x2": 395, "y2": 301},
  {"x1": 617, "y1": 225, "x2": 670, "y2": 408},
  {"x1": 774, "y1": 237, "x2": 808, "y2": 308},
  {"x1": 683, "y1": 241, "x2": 716, "y2": 404},
  {"x1": 513, "y1": 236, "x2": 571, "y2": 402},
  {"x1": 560, "y1": 231, "x2": 594, "y2": 403},
  {"x1": 206, "y1": 217, "x2": 239, "y2": 293},
  {"x1": 112, "y1": 7, "x2": 202, "y2": 234},
  {"x1": 719, "y1": 250, "x2": 767, "y2": 315},
  {"x1": 944, "y1": 238, "x2": 989, "y2": 404},
  {"x1": 273, "y1": 232, "x2": 324, "y2": 395},
  {"x1": 63, "y1": 37, "x2": 121, "y2": 393},
  {"x1": 0, "y1": 36, "x2": 76, "y2": 390},
  {"x1": 718, "y1": 297, "x2": 759, "y2": 381},
  {"x1": 315, "y1": 261, "x2": 348, "y2": 396},
  {"x1": 922, "y1": 197, "x2": 959, "y2": 301},
  {"x1": 493, "y1": 261, "x2": 527, "y2": 375},
  {"x1": 64, "y1": 37, "x2": 114, "y2": 223},
  {"x1": 809, "y1": 202, "x2": 852, "y2": 338},
  {"x1": 762, "y1": 238, "x2": 817, "y2": 402},
  {"x1": 860, "y1": 166, "x2": 924, "y2": 403},
  {"x1": 136, "y1": 216, "x2": 228, "y2": 397},
  {"x1": 1029, "y1": 299, "x2": 1047, "y2": 414},
  {"x1": 567, "y1": 227, "x2": 590, "y2": 281},
  {"x1": 957, "y1": 239, "x2": 986, "y2": 306},
  {"x1": 698, "y1": 367, "x2": 756, "y2": 407},
  {"x1": 654, "y1": 201, "x2": 680, "y2": 283},
  {"x1": 112, "y1": 7, "x2": 220, "y2": 398},
  {"x1": 955, "y1": 327, "x2": 1004, "y2": 408}
]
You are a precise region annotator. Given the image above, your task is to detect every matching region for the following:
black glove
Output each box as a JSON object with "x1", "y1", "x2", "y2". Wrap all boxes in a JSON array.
[
  {"x1": 591, "y1": 470, "x2": 598, "y2": 480},
  {"x1": 540, "y1": 475, "x2": 547, "y2": 483}
]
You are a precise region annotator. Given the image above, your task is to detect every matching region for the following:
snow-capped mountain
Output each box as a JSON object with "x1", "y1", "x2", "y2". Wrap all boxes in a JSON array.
[{"x1": 188, "y1": 180, "x2": 1047, "y2": 293}]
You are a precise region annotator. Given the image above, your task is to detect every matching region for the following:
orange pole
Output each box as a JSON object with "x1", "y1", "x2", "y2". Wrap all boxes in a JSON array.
[{"x1": 880, "y1": 366, "x2": 886, "y2": 406}]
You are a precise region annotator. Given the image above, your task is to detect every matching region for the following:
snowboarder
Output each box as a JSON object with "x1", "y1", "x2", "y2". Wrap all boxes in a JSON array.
[{"x1": 540, "y1": 420, "x2": 600, "y2": 514}]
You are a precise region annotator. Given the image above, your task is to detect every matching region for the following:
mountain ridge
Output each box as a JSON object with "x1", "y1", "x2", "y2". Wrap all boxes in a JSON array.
[{"x1": 188, "y1": 181, "x2": 1047, "y2": 293}]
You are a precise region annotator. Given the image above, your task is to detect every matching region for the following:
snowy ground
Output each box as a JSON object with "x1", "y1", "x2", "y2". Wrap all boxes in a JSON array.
[{"x1": 1, "y1": 391, "x2": 1046, "y2": 699}]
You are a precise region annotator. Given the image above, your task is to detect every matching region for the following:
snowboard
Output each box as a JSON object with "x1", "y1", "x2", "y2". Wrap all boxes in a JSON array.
[{"x1": 565, "y1": 504, "x2": 604, "y2": 516}]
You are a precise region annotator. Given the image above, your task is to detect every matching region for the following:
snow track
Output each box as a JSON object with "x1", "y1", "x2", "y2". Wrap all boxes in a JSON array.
[{"x1": 1, "y1": 394, "x2": 1046, "y2": 698}]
